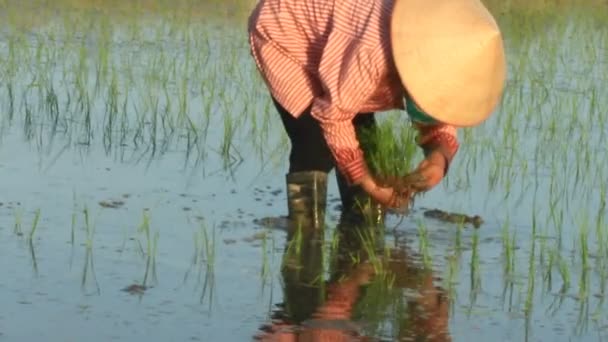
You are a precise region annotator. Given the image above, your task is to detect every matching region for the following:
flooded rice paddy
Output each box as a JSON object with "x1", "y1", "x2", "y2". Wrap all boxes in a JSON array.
[{"x1": 1, "y1": 1, "x2": 608, "y2": 341}]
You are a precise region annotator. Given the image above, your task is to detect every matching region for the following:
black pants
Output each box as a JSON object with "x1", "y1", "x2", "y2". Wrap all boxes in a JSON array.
[
  {"x1": 272, "y1": 97, "x2": 377, "y2": 174},
  {"x1": 272, "y1": 97, "x2": 378, "y2": 209}
]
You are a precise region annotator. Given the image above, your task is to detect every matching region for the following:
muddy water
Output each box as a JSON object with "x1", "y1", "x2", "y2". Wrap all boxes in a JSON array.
[{"x1": 1, "y1": 2, "x2": 608, "y2": 342}]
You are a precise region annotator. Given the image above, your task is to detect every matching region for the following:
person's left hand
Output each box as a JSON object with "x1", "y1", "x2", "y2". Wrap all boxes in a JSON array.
[{"x1": 406, "y1": 149, "x2": 447, "y2": 193}]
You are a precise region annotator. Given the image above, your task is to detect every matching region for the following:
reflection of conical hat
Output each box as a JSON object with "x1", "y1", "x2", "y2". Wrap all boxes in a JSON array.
[{"x1": 391, "y1": 0, "x2": 507, "y2": 127}]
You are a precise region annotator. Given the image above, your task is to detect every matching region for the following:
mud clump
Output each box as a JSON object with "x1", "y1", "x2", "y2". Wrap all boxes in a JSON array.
[
  {"x1": 121, "y1": 284, "x2": 148, "y2": 295},
  {"x1": 378, "y1": 173, "x2": 484, "y2": 228},
  {"x1": 99, "y1": 199, "x2": 125, "y2": 209},
  {"x1": 423, "y1": 209, "x2": 484, "y2": 228},
  {"x1": 376, "y1": 172, "x2": 427, "y2": 211}
]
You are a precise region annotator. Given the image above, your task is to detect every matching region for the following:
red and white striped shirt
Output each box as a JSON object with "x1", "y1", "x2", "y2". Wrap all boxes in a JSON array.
[{"x1": 248, "y1": 0, "x2": 459, "y2": 184}]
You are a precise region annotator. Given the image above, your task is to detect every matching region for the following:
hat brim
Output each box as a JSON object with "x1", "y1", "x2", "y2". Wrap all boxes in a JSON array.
[{"x1": 390, "y1": 0, "x2": 507, "y2": 127}]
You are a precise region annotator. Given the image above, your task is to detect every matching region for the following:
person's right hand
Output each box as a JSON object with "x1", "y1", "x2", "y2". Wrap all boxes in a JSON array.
[{"x1": 358, "y1": 175, "x2": 411, "y2": 209}]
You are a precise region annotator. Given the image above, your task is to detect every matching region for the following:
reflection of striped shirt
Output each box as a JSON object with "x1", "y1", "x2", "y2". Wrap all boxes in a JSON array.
[{"x1": 248, "y1": 0, "x2": 459, "y2": 184}]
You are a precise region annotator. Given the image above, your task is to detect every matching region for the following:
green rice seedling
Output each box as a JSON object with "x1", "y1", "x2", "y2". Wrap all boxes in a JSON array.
[
  {"x1": 598, "y1": 259, "x2": 608, "y2": 302},
  {"x1": 578, "y1": 214, "x2": 590, "y2": 301},
  {"x1": 94, "y1": 16, "x2": 112, "y2": 96},
  {"x1": 524, "y1": 223, "x2": 536, "y2": 316},
  {"x1": 198, "y1": 79, "x2": 214, "y2": 148},
  {"x1": 137, "y1": 209, "x2": 159, "y2": 288},
  {"x1": 22, "y1": 98, "x2": 35, "y2": 142},
  {"x1": 260, "y1": 229, "x2": 271, "y2": 286},
  {"x1": 350, "y1": 268, "x2": 399, "y2": 337},
  {"x1": 283, "y1": 224, "x2": 304, "y2": 261},
  {"x1": 184, "y1": 215, "x2": 218, "y2": 306},
  {"x1": 83, "y1": 205, "x2": 96, "y2": 249},
  {"x1": 468, "y1": 230, "x2": 481, "y2": 311},
  {"x1": 117, "y1": 88, "x2": 130, "y2": 148},
  {"x1": 548, "y1": 181, "x2": 565, "y2": 252},
  {"x1": 444, "y1": 251, "x2": 461, "y2": 312},
  {"x1": 177, "y1": 47, "x2": 190, "y2": 123},
  {"x1": 454, "y1": 221, "x2": 463, "y2": 253},
  {"x1": 102, "y1": 68, "x2": 119, "y2": 151},
  {"x1": 27, "y1": 232, "x2": 39, "y2": 276},
  {"x1": 416, "y1": 219, "x2": 432, "y2": 270},
  {"x1": 70, "y1": 202, "x2": 77, "y2": 246},
  {"x1": 575, "y1": 298, "x2": 591, "y2": 336},
  {"x1": 68, "y1": 193, "x2": 79, "y2": 269},
  {"x1": 149, "y1": 88, "x2": 161, "y2": 155},
  {"x1": 198, "y1": 222, "x2": 216, "y2": 307},
  {"x1": 553, "y1": 248, "x2": 571, "y2": 296},
  {"x1": 330, "y1": 226, "x2": 341, "y2": 251},
  {"x1": 160, "y1": 77, "x2": 177, "y2": 146},
  {"x1": 184, "y1": 218, "x2": 209, "y2": 282},
  {"x1": 80, "y1": 205, "x2": 100, "y2": 294},
  {"x1": 355, "y1": 228, "x2": 382, "y2": 274},
  {"x1": 487, "y1": 146, "x2": 500, "y2": 191},
  {"x1": 323, "y1": 227, "x2": 345, "y2": 278},
  {"x1": 595, "y1": 204, "x2": 608, "y2": 298},
  {"x1": 11, "y1": 207, "x2": 42, "y2": 276},
  {"x1": 547, "y1": 260, "x2": 568, "y2": 316},
  {"x1": 44, "y1": 83, "x2": 62, "y2": 148},
  {"x1": 501, "y1": 273, "x2": 516, "y2": 315},
  {"x1": 6, "y1": 82, "x2": 15, "y2": 123},
  {"x1": 182, "y1": 105, "x2": 201, "y2": 161},
  {"x1": 543, "y1": 243, "x2": 556, "y2": 294},
  {"x1": 13, "y1": 207, "x2": 23, "y2": 236},
  {"x1": 360, "y1": 117, "x2": 420, "y2": 184},
  {"x1": 597, "y1": 181, "x2": 607, "y2": 240},
  {"x1": 499, "y1": 219, "x2": 516, "y2": 308},
  {"x1": 27, "y1": 208, "x2": 41, "y2": 242},
  {"x1": 77, "y1": 89, "x2": 92, "y2": 146},
  {"x1": 81, "y1": 241, "x2": 101, "y2": 295},
  {"x1": 221, "y1": 112, "x2": 240, "y2": 170},
  {"x1": 501, "y1": 217, "x2": 516, "y2": 279}
]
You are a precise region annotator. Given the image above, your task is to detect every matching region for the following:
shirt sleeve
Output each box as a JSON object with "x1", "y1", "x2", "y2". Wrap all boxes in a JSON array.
[
  {"x1": 413, "y1": 123, "x2": 460, "y2": 174},
  {"x1": 309, "y1": 31, "x2": 381, "y2": 185}
]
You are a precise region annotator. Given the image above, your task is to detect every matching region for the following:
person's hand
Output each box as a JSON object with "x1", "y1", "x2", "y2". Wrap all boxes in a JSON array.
[
  {"x1": 358, "y1": 175, "x2": 410, "y2": 209},
  {"x1": 407, "y1": 149, "x2": 447, "y2": 192}
]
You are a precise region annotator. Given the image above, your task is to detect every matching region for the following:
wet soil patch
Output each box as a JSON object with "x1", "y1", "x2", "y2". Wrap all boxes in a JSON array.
[{"x1": 422, "y1": 208, "x2": 484, "y2": 228}]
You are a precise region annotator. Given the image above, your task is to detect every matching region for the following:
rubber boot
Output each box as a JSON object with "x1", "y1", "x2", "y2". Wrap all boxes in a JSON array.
[
  {"x1": 286, "y1": 171, "x2": 328, "y2": 230},
  {"x1": 336, "y1": 172, "x2": 385, "y2": 225}
]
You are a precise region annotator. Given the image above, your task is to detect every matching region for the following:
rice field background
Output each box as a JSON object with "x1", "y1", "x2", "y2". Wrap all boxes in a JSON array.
[{"x1": 1, "y1": 0, "x2": 607, "y2": 341}]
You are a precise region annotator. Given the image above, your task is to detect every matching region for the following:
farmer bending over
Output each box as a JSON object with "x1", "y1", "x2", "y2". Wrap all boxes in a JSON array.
[{"x1": 248, "y1": 0, "x2": 506, "y2": 226}]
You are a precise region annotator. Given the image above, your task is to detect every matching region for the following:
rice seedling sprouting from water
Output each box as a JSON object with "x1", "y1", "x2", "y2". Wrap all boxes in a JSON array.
[
  {"x1": 81, "y1": 205, "x2": 101, "y2": 295},
  {"x1": 136, "y1": 209, "x2": 159, "y2": 289},
  {"x1": 183, "y1": 217, "x2": 216, "y2": 308}
]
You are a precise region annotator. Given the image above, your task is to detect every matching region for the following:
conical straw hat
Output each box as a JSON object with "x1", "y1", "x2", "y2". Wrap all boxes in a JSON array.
[{"x1": 391, "y1": 0, "x2": 507, "y2": 127}]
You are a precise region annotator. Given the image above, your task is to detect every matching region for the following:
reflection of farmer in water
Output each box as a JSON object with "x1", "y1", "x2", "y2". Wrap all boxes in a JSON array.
[
  {"x1": 254, "y1": 214, "x2": 451, "y2": 341},
  {"x1": 248, "y1": 0, "x2": 506, "y2": 223}
]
